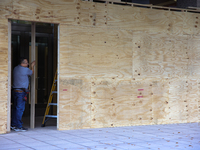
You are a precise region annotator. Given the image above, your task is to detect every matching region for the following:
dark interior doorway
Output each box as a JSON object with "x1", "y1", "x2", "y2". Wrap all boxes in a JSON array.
[{"x1": 11, "y1": 20, "x2": 58, "y2": 128}]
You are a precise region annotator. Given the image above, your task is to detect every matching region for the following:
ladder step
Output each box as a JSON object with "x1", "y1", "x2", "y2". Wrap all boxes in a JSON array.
[
  {"x1": 51, "y1": 91, "x2": 57, "y2": 94},
  {"x1": 42, "y1": 69, "x2": 58, "y2": 127},
  {"x1": 45, "y1": 115, "x2": 57, "y2": 118},
  {"x1": 49, "y1": 103, "x2": 57, "y2": 106}
]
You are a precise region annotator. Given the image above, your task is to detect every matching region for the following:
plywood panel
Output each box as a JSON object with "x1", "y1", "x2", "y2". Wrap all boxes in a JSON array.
[
  {"x1": 171, "y1": 11, "x2": 200, "y2": 36},
  {"x1": 0, "y1": 0, "x2": 12, "y2": 19},
  {"x1": 55, "y1": 1, "x2": 107, "y2": 26},
  {"x1": 0, "y1": 18, "x2": 8, "y2": 134},
  {"x1": 91, "y1": 78, "x2": 153, "y2": 128},
  {"x1": 58, "y1": 113, "x2": 71, "y2": 130},
  {"x1": 133, "y1": 31, "x2": 189, "y2": 79},
  {"x1": 60, "y1": 25, "x2": 132, "y2": 78},
  {"x1": 187, "y1": 35, "x2": 200, "y2": 79},
  {"x1": 187, "y1": 79, "x2": 199, "y2": 123},
  {"x1": 75, "y1": 1, "x2": 108, "y2": 27},
  {"x1": 170, "y1": 12, "x2": 184, "y2": 35},
  {"x1": 183, "y1": 12, "x2": 195, "y2": 35},
  {"x1": 0, "y1": 0, "x2": 200, "y2": 133},
  {"x1": 12, "y1": 0, "x2": 64, "y2": 22},
  {"x1": 194, "y1": 14, "x2": 200, "y2": 35},
  {"x1": 107, "y1": 4, "x2": 171, "y2": 33},
  {"x1": 70, "y1": 104, "x2": 91, "y2": 129},
  {"x1": 0, "y1": 101, "x2": 7, "y2": 134},
  {"x1": 59, "y1": 77, "x2": 91, "y2": 130},
  {"x1": 0, "y1": 101, "x2": 7, "y2": 114},
  {"x1": 131, "y1": 80, "x2": 153, "y2": 125},
  {"x1": 90, "y1": 78, "x2": 113, "y2": 128},
  {"x1": 133, "y1": 31, "x2": 165, "y2": 78},
  {"x1": 52, "y1": 2, "x2": 78, "y2": 24},
  {"x1": 151, "y1": 79, "x2": 169, "y2": 124},
  {"x1": 167, "y1": 78, "x2": 188, "y2": 124},
  {"x1": 12, "y1": 0, "x2": 36, "y2": 21},
  {"x1": 91, "y1": 100, "x2": 113, "y2": 128}
]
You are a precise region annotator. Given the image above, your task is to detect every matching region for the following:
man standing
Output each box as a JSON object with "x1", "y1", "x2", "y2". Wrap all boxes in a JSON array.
[{"x1": 11, "y1": 57, "x2": 35, "y2": 131}]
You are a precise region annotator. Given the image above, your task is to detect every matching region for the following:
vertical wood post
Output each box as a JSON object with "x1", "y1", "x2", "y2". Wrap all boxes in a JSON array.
[
  {"x1": 7, "y1": 20, "x2": 11, "y2": 132},
  {"x1": 30, "y1": 22, "x2": 36, "y2": 129},
  {"x1": 57, "y1": 24, "x2": 60, "y2": 130}
]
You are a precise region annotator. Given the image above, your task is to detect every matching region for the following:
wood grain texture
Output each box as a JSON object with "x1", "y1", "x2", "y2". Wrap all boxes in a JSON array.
[
  {"x1": 132, "y1": 31, "x2": 189, "y2": 79},
  {"x1": 0, "y1": 19, "x2": 8, "y2": 134},
  {"x1": 0, "y1": 101, "x2": 7, "y2": 134},
  {"x1": 1, "y1": 0, "x2": 200, "y2": 133},
  {"x1": 187, "y1": 79, "x2": 199, "y2": 123},
  {"x1": 107, "y1": 4, "x2": 172, "y2": 33},
  {"x1": 60, "y1": 25, "x2": 132, "y2": 78},
  {"x1": 91, "y1": 78, "x2": 153, "y2": 128},
  {"x1": 151, "y1": 79, "x2": 169, "y2": 124},
  {"x1": 0, "y1": 0, "x2": 12, "y2": 19},
  {"x1": 59, "y1": 77, "x2": 91, "y2": 130}
]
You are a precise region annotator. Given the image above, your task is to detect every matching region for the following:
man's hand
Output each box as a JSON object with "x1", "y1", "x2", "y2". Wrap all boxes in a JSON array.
[
  {"x1": 30, "y1": 61, "x2": 35, "y2": 75},
  {"x1": 31, "y1": 61, "x2": 36, "y2": 67}
]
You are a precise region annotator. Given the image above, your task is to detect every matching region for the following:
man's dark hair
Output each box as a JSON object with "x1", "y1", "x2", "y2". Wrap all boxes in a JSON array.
[{"x1": 19, "y1": 57, "x2": 27, "y2": 64}]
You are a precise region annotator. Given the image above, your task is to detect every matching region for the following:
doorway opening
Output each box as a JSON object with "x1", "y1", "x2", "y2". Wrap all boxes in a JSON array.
[{"x1": 10, "y1": 20, "x2": 58, "y2": 129}]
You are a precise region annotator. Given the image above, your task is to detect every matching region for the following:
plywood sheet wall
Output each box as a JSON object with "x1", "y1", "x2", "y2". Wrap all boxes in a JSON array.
[
  {"x1": 0, "y1": 16, "x2": 9, "y2": 133},
  {"x1": 0, "y1": 0, "x2": 200, "y2": 133}
]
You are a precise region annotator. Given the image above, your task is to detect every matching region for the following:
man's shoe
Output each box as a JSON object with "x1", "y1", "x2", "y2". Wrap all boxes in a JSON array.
[
  {"x1": 13, "y1": 127, "x2": 20, "y2": 131},
  {"x1": 14, "y1": 127, "x2": 28, "y2": 132},
  {"x1": 11, "y1": 126, "x2": 16, "y2": 130},
  {"x1": 18, "y1": 127, "x2": 28, "y2": 132}
]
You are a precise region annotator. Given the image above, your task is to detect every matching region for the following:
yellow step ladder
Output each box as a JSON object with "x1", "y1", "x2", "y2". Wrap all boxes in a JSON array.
[{"x1": 41, "y1": 70, "x2": 57, "y2": 127}]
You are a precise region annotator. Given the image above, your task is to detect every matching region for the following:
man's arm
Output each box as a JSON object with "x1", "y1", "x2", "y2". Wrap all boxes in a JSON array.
[{"x1": 30, "y1": 61, "x2": 35, "y2": 75}]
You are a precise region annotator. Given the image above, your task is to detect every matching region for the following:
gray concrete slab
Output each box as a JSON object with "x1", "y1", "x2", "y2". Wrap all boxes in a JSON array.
[{"x1": 0, "y1": 123, "x2": 200, "y2": 150}]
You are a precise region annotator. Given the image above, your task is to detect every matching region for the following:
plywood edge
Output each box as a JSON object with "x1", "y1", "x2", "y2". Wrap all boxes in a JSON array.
[{"x1": 7, "y1": 19, "x2": 11, "y2": 133}]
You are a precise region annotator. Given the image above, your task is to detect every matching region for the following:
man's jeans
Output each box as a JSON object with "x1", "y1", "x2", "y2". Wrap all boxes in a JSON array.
[{"x1": 11, "y1": 91, "x2": 26, "y2": 128}]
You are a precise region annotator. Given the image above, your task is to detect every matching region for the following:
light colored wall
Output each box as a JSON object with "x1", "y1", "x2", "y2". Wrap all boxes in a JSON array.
[{"x1": 0, "y1": 0, "x2": 200, "y2": 133}]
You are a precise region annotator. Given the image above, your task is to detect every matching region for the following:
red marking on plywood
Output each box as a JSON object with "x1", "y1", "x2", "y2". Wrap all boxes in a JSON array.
[
  {"x1": 137, "y1": 96, "x2": 143, "y2": 98},
  {"x1": 138, "y1": 89, "x2": 144, "y2": 91}
]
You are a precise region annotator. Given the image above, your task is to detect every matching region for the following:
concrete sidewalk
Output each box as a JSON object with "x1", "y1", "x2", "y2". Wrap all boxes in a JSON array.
[{"x1": 0, "y1": 123, "x2": 199, "y2": 150}]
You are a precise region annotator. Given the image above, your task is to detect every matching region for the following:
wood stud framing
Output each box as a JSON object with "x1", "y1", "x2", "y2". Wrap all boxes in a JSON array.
[
  {"x1": 7, "y1": 20, "x2": 11, "y2": 133},
  {"x1": 86, "y1": 0, "x2": 200, "y2": 13},
  {"x1": 30, "y1": 22, "x2": 36, "y2": 129}
]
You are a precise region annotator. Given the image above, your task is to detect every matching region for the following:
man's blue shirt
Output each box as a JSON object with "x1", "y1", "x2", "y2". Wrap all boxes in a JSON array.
[{"x1": 13, "y1": 65, "x2": 32, "y2": 89}]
